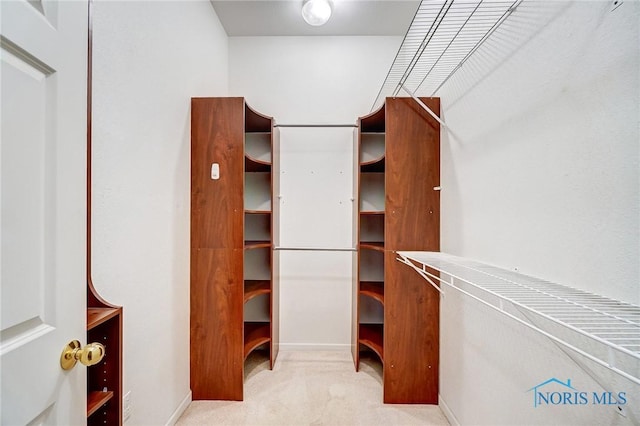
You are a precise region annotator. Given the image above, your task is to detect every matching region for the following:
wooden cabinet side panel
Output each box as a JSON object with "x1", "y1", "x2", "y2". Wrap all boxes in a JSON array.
[
  {"x1": 191, "y1": 98, "x2": 244, "y2": 249},
  {"x1": 385, "y1": 97, "x2": 440, "y2": 251},
  {"x1": 383, "y1": 251, "x2": 439, "y2": 404},
  {"x1": 190, "y1": 248, "x2": 244, "y2": 400}
]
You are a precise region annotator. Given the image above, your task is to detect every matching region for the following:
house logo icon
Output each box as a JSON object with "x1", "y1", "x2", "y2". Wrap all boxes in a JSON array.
[{"x1": 527, "y1": 378, "x2": 578, "y2": 408}]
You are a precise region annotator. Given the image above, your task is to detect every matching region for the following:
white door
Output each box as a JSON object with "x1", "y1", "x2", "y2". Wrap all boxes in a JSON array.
[{"x1": 1, "y1": 0, "x2": 88, "y2": 424}]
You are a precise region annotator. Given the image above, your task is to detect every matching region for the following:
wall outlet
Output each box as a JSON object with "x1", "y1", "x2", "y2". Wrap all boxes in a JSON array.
[{"x1": 123, "y1": 391, "x2": 132, "y2": 422}]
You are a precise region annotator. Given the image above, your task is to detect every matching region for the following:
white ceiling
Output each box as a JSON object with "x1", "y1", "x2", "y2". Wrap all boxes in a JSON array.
[{"x1": 210, "y1": 0, "x2": 421, "y2": 36}]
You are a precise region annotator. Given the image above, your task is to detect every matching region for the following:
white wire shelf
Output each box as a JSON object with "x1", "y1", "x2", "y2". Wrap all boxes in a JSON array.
[
  {"x1": 373, "y1": 0, "x2": 522, "y2": 111},
  {"x1": 396, "y1": 251, "x2": 640, "y2": 386}
]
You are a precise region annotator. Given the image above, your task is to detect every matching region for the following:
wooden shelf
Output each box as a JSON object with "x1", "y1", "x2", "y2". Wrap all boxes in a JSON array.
[
  {"x1": 360, "y1": 241, "x2": 384, "y2": 251},
  {"x1": 245, "y1": 132, "x2": 272, "y2": 165},
  {"x1": 244, "y1": 240, "x2": 271, "y2": 250},
  {"x1": 361, "y1": 158, "x2": 385, "y2": 173},
  {"x1": 360, "y1": 132, "x2": 385, "y2": 166},
  {"x1": 245, "y1": 156, "x2": 271, "y2": 173},
  {"x1": 245, "y1": 104, "x2": 272, "y2": 133},
  {"x1": 360, "y1": 106, "x2": 385, "y2": 133},
  {"x1": 244, "y1": 322, "x2": 270, "y2": 360},
  {"x1": 244, "y1": 280, "x2": 271, "y2": 303},
  {"x1": 87, "y1": 391, "x2": 114, "y2": 417},
  {"x1": 360, "y1": 281, "x2": 384, "y2": 304},
  {"x1": 87, "y1": 307, "x2": 120, "y2": 330},
  {"x1": 359, "y1": 323, "x2": 384, "y2": 363}
]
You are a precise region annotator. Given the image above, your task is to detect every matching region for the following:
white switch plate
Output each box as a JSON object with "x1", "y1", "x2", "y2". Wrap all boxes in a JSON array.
[{"x1": 211, "y1": 163, "x2": 220, "y2": 180}]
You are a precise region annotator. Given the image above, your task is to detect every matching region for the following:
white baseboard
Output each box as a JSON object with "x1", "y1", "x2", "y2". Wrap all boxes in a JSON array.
[
  {"x1": 279, "y1": 343, "x2": 351, "y2": 351},
  {"x1": 439, "y1": 394, "x2": 460, "y2": 426},
  {"x1": 166, "y1": 391, "x2": 192, "y2": 426}
]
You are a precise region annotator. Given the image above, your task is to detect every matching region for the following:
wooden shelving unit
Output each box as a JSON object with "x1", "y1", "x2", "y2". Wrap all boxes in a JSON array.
[
  {"x1": 352, "y1": 97, "x2": 441, "y2": 404},
  {"x1": 86, "y1": 285, "x2": 123, "y2": 425},
  {"x1": 191, "y1": 97, "x2": 279, "y2": 401}
]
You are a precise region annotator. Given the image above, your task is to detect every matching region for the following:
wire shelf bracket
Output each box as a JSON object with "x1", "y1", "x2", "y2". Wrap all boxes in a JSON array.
[
  {"x1": 396, "y1": 251, "x2": 640, "y2": 387},
  {"x1": 401, "y1": 84, "x2": 447, "y2": 128}
]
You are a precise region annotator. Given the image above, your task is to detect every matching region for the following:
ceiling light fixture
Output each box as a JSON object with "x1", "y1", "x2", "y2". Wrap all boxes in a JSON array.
[{"x1": 302, "y1": 0, "x2": 332, "y2": 26}]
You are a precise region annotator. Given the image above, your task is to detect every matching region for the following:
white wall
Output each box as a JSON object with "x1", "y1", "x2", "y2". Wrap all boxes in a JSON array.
[
  {"x1": 91, "y1": 1, "x2": 228, "y2": 424},
  {"x1": 230, "y1": 36, "x2": 400, "y2": 349},
  {"x1": 434, "y1": 1, "x2": 639, "y2": 424}
]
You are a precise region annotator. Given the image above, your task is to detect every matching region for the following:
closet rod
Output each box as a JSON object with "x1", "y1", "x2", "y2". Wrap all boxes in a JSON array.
[
  {"x1": 273, "y1": 246, "x2": 356, "y2": 252},
  {"x1": 275, "y1": 124, "x2": 357, "y2": 128}
]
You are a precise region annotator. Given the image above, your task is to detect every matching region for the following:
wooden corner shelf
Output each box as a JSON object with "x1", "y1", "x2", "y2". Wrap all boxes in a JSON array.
[
  {"x1": 244, "y1": 240, "x2": 271, "y2": 250},
  {"x1": 361, "y1": 158, "x2": 385, "y2": 173},
  {"x1": 245, "y1": 209, "x2": 271, "y2": 215},
  {"x1": 359, "y1": 323, "x2": 384, "y2": 363},
  {"x1": 245, "y1": 156, "x2": 271, "y2": 173},
  {"x1": 244, "y1": 322, "x2": 270, "y2": 360},
  {"x1": 360, "y1": 241, "x2": 384, "y2": 251},
  {"x1": 360, "y1": 281, "x2": 384, "y2": 304},
  {"x1": 244, "y1": 280, "x2": 271, "y2": 303},
  {"x1": 87, "y1": 307, "x2": 121, "y2": 330},
  {"x1": 87, "y1": 390, "x2": 114, "y2": 417}
]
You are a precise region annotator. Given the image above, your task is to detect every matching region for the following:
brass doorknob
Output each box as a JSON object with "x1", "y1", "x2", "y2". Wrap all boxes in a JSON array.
[{"x1": 60, "y1": 340, "x2": 106, "y2": 370}]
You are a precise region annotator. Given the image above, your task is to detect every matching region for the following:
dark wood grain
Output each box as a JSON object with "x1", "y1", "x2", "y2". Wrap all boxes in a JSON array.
[
  {"x1": 245, "y1": 104, "x2": 272, "y2": 133},
  {"x1": 385, "y1": 97, "x2": 440, "y2": 251},
  {"x1": 355, "y1": 97, "x2": 440, "y2": 404},
  {"x1": 383, "y1": 252, "x2": 439, "y2": 404},
  {"x1": 245, "y1": 156, "x2": 271, "y2": 173},
  {"x1": 191, "y1": 98, "x2": 277, "y2": 395},
  {"x1": 360, "y1": 158, "x2": 385, "y2": 173},
  {"x1": 359, "y1": 323, "x2": 384, "y2": 363},
  {"x1": 87, "y1": 391, "x2": 113, "y2": 417},
  {"x1": 244, "y1": 280, "x2": 271, "y2": 303},
  {"x1": 360, "y1": 281, "x2": 384, "y2": 304},
  {"x1": 191, "y1": 98, "x2": 244, "y2": 249},
  {"x1": 244, "y1": 322, "x2": 270, "y2": 359},
  {"x1": 244, "y1": 241, "x2": 271, "y2": 249},
  {"x1": 87, "y1": 307, "x2": 120, "y2": 330},
  {"x1": 360, "y1": 241, "x2": 384, "y2": 251},
  {"x1": 190, "y1": 248, "x2": 244, "y2": 400},
  {"x1": 359, "y1": 105, "x2": 385, "y2": 133}
]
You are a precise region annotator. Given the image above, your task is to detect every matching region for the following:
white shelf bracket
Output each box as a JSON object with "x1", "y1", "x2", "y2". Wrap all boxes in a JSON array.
[
  {"x1": 400, "y1": 84, "x2": 447, "y2": 129},
  {"x1": 396, "y1": 253, "x2": 444, "y2": 295}
]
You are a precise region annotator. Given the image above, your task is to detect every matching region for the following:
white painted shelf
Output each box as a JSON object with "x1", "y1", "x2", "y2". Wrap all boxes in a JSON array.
[
  {"x1": 373, "y1": 0, "x2": 523, "y2": 109},
  {"x1": 396, "y1": 251, "x2": 640, "y2": 386}
]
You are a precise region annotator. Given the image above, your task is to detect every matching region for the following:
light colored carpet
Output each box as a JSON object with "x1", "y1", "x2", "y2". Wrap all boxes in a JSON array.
[{"x1": 177, "y1": 351, "x2": 450, "y2": 426}]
